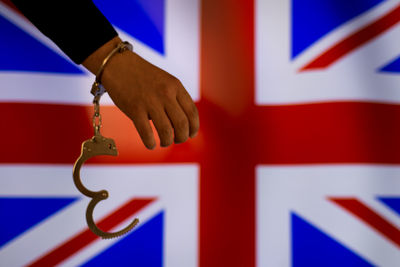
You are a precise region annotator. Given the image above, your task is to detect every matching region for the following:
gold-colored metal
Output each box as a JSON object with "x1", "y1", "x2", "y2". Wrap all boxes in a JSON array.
[
  {"x1": 72, "y1": 133, "x2": 139, "y2": 239},
  {"x1": 73, "y1": 64, "x2": 139, "y2": 239},
  {"x1": 95, "y1": 41, "x2": 133, "y2": 85},
  {"x1": 92, "y1": 88, "x2": 102, "y2": 136}
]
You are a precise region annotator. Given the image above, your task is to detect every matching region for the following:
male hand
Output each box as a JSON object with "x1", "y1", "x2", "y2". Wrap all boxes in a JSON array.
[{"x1": 83, "y1": 37, "x2": 199, "y2": 149}]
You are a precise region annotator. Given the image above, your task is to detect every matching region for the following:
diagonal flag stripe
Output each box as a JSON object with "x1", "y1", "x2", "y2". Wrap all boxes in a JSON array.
[
  {"x1": 1, "y1": 0, "x2": 22, "y2": 15},
  {"x1": 329, "y1": 197, "x2": 400, "y2": 248},
  {"x1": 300, "y1": 4, "x2": 400, "y2": 71},
  {"x1": 26, "y1": 198, "x2": 155, "y2": 267}
]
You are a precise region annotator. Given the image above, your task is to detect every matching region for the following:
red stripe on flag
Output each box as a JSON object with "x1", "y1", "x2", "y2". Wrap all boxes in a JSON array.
[
  {"x1": 3, "y1": 101, "x2": 400, "y2": 165},
  {"x1": 300, "y1": 4, "x2": 400, "y2": 71},
  {"x1": 329, "y1": 197, "x2": 400, "y2": 247},
  {"x1": 26, "y1": 198, "x2": 155, "y2": 267}
]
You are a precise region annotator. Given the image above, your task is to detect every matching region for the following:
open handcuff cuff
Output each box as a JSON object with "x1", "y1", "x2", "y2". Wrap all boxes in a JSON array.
[{"x1": 72, "y1": 41, "x2": 138, "y2": 239}]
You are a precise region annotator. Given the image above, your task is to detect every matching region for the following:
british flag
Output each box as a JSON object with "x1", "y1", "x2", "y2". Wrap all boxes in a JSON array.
[{"x1": 1, "y1": 0, "x2": 400, "y2": 266}]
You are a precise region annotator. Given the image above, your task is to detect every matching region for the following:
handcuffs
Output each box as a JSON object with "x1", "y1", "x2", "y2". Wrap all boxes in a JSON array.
[{"x1": 72, "y1": 41, "x2": 139, "y2": 239}]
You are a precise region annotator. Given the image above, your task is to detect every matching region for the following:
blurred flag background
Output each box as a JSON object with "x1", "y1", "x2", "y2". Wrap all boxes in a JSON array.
[{"x1": 1, "y1": 0, "x2": 400, "y2": 266}]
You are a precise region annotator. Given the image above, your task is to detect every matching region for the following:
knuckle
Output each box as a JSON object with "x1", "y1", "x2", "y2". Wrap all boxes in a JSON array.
[
  {"x1": 129, "y1": 105, "x2": 146, "y2": 120},
  {"x1": 130, "y1": 106, "x2": 142, "y2": 117},
  {"x1": 159, "y1": 77, "x2": 183, "y2": 99},
  {"x1": 175, "y1": 118, "x2": 189, "y2": 130},
  {"x1": 170, "y1": 75, "x2": 182, "y2": 87},
  {"x1": 159, "y1": 86, "x2": 176, "y2": 100},
  {"x1": 132, "y1": 103, "x2": 144, "y2": 112},
  {"x1": 188, "y1": 104, "x2": 199, "y2": 118}
]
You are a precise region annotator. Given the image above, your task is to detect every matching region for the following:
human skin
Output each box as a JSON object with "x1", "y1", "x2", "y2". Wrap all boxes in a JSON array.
[{"x1": 82, "y1": 36, "x2": 200, "y2": 150}]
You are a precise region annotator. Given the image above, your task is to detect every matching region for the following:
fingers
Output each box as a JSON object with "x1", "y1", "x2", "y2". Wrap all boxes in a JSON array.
[
  {"x1": 149, "y1": 109, "x2": 174, "y2": 147},
  {"x1": 150, "y1": 83, "x2": 197, "y2": 147},
  {"x1": 177, "y1": 89, "x2": 199, "y2": 138},
  {"x1": 131, "y1": 110, "x2": 156, "y2": 150},
  {"x1": 165, "y1": 101, "x2": 189, "y2": 144},
  {"x1": 132, "y1": 96, "x2": 196, "y2": 149}
]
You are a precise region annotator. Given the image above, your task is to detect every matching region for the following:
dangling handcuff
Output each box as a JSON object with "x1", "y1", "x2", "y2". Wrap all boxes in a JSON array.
[{"x1": 72, "y1": 41, "x2": 139, "y2": 239}]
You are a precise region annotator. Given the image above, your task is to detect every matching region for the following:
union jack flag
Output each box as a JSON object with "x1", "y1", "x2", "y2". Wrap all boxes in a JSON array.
[{"x1": 1, "y1": 0, "x2": 400, "y2": 266}]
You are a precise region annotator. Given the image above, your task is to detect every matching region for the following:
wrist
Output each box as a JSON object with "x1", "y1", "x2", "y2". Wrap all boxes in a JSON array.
[{"x1": 82, "y1": 36, "x2": 123, "y2": 75}]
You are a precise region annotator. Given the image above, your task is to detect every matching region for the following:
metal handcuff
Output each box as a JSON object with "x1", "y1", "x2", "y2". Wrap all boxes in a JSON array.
[{"x1": 72, "y1": 41, "x2": 139, "y2": 239}]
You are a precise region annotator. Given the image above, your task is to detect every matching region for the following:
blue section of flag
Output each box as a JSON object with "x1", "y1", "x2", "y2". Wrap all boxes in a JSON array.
[
  {"x1": 291, "y1": 212, "x2": 374, "y2": 267},
  {"x1": 82, "y1": 211, "x2": 164, "y2": 267},
  {"x1": 0, "y1": 197, "x2": 77, "y2": 248},
  {"x1": 0, "y1": 15, "x2": 83, "y2": 74},
  {"x1": 94, "y1": 0, "x2": 165, "y2": 55},
  {"x1": 291, "y1": 0, "x2": 384, "y2": 59},
  {"x1": 379, "y1": 56, "x2": 400, "y2": 73},
  {"x1": 378, "y1": 197, "x2": 400, "y2": 216}
]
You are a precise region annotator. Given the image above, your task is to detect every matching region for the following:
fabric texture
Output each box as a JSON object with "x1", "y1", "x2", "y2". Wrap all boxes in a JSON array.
[{"x1": 10, "y1": 0, "x2": 118, "y2": 64}]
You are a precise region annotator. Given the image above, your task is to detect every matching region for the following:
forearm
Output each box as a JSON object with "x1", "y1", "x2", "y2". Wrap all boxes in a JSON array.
[
  {"x1": 9, "y1": 0, "x2": 200, "y2": 148},
  {"x1": 10, "y1": 0, "x2": 118, "y2": 64}
]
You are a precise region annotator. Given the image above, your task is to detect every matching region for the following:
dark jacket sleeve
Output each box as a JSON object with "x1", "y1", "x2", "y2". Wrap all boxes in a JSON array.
[{"x1": 10, "y1": 0, "x2": 118, "y2": 64}]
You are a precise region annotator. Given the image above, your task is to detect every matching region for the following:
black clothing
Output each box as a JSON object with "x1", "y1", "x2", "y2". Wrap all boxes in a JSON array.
[{"x1": 10, "y1": 0, "x2": 118, "y2": 64}]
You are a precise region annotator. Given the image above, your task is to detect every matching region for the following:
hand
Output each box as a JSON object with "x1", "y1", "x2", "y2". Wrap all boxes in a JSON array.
[{"x1": 83, "y1": 37, "x2": 199, "y2": 150}]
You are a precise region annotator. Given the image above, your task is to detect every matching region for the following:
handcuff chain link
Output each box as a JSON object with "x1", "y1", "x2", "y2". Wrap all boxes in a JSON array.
[
  {"x1": 92, "y1": 83, "x2": 103, "y2": 136},
  {"x1": 89, "y1": 41, "x2": 133, "y2": 137}
]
